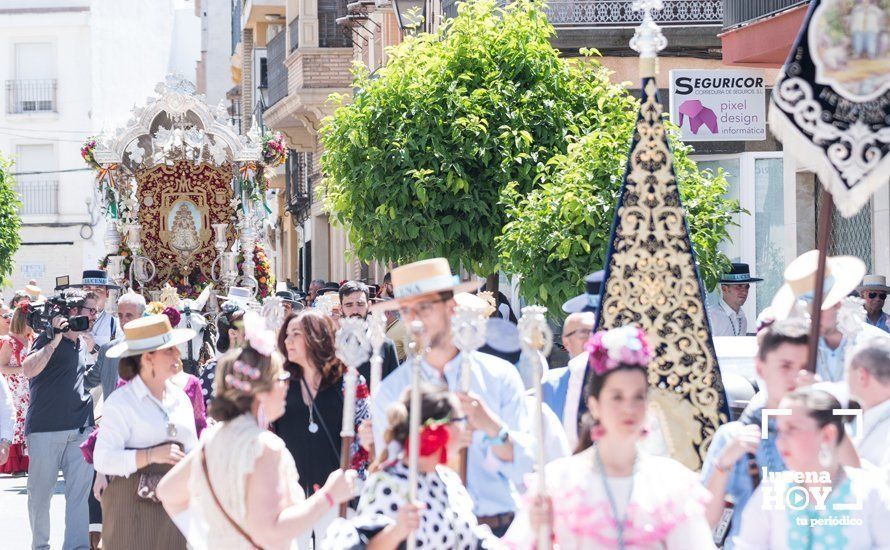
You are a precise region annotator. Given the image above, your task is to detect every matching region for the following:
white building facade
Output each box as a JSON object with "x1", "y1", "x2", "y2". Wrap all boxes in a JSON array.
[{"x1": 0, "y1": 0, "x2": 200, "y2": 293}]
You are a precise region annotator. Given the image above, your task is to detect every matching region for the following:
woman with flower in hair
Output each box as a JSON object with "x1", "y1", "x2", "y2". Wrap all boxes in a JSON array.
[
  {"x1": 157, "y1": 314, "x2": 357, "y2": 549},
  {"x1": 326, "y1": 383, "x2": 501, "y2": 549},
  {"x1": 0, "y1": 301, "x2": 34, "y2": 473},
  {"x1": 505, "y1": 325, "x2": 715, "y2": 550}
]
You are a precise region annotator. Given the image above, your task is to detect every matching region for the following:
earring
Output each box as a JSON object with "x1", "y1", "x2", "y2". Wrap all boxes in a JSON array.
[
  {"x1": 257, "y1": 402, "x2": 268, "y2": 430},
  {"x1": 818, "y1": 443, "x2": 833, "y2": 469},
  {"x1": 590, "y1": 424, "x2": 606, "y2": 441},
  {"x1": 640, "y1": 426, "x2": 650, "y2": 439}
]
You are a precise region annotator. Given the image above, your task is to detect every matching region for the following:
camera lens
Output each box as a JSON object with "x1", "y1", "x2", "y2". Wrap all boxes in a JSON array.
[{"x1": 67, "y1": 316, "x2": 90, "y2": 332}]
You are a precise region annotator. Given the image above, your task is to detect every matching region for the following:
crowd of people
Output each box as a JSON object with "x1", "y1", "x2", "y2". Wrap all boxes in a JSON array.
[{"x1": 0, "y1": 249, "x2": 889, "y2": 550}]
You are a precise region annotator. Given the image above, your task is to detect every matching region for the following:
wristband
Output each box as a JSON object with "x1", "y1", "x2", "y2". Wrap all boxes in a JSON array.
[
  {"x1": 314, "y1": 484, "x2": 335, "y2": 507},
  {"x1": 483, "y1": 426, "x2": 509, "y2": 445}
]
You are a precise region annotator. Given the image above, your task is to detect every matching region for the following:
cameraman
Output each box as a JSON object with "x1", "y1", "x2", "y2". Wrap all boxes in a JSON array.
[{"x1": 22, "y1": 288, "x2": 99, "y2": 550}]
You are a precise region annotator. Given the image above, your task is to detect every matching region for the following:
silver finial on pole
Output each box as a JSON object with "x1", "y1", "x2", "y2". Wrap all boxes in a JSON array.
[
  {"x1": 518, "y1": 305, "x2": 554, "y2": 550},
  {"x1": 451, "y1": 302, "x2": 488, "y2": 392},
  {"x1": 367, "y1": 311, "x2": 388, "y2": 400},
  {"x1": 406, "y1": 320, "x2": 426, "y2": 550},
  {"x1": 334, "y1": 317, "x2": 371, "y2": 518},
  {"x1": 630, "y1": 0, "x2": 667, "y2": 78}
]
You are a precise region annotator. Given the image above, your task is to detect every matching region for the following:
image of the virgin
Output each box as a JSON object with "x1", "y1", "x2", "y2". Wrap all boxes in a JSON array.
[{"x1": 168, "y1": 200, "x2": 202, "y2": 253}]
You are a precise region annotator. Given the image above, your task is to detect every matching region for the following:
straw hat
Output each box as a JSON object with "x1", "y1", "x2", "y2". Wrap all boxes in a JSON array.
[
  {"x1": 857, "y1": 275, "x2": 890, "y2": 294},
  {"x1": 770, "y1": 250, "x2": 866, "y2": 321},
  {"x1": 22, "y1": 284, "x2": 42, "y2": 300},
  {"x1": 217, "y1": 287, "x2": 254, "y2": 306},
  {"x1": 371, "y1": 258, "x2": 482, "y2": 312},
  {"x1": 106, "y1": 315, "x2": 196, "y2": 358}
]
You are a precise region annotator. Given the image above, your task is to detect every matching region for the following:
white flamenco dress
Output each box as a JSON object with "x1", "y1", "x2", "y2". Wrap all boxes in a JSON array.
[
  {"x1": 189, "y1": 414, "x2": 304, "y2": 549},
  {"x1": 505, "y1": 447, "x2": 715, "y2": 550}
]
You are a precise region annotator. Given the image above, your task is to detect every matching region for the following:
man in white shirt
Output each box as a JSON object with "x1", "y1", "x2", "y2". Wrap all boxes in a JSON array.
[
  {"x1": 74, "y1": 269, "x2": 121, "y2": 352},
  {"x1": 846, "y1": 336, "x2": 890, "y2": 469},
  {"x1": 709, "y1": 263, "x2": 762, "y2": 337}
]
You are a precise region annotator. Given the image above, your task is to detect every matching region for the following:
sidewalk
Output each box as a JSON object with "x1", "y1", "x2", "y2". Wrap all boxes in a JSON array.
[{"x1": 0, "y1": 473, "x2": 65, "y2": 549}]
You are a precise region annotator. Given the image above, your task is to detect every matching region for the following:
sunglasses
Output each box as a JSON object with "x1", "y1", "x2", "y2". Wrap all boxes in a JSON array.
[
  {"x1": 0, "y1": 313, "x2": 12, "y2": 320},
  {"x1": 869, "y1": 292, "x2": 887, "y2": 300}
]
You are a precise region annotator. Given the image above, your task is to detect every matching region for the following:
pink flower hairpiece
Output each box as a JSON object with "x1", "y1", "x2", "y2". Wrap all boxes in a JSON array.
[
  {"x1": 585, "y1": 325, "x2": 651, "y2": 375},
  {"x1": 233, "y1": 360, "x2": 261, "y2": 380},
  {"x1": 225, "y1": 374, "x2": 252, "y2": 392},
  {"x1": 243, "y1": 311, "x2": 276, "y2": 356}
]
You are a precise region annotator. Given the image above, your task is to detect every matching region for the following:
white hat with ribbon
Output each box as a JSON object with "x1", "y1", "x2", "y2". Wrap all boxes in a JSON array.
[
  {"x1": 770, "y1": 250, "x2": 866, "y2": 321},
  {"x1": 856, "y1": 275, "x2": 890, "y2": 294},
  {"x1": 106, "y1": 314, "x2": 197, "y2": 359},
  {"x1": 371, "y1": 258, "x2": 482, "y2": 312}
]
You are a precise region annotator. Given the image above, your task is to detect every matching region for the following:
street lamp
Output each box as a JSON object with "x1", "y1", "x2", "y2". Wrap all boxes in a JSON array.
[{"x1": 391, "y1": 0, "x2": 426, "y2": 32}]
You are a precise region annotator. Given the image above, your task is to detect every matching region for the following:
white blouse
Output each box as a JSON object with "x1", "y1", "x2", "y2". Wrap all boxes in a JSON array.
[{"x1": 94, "y1": 375, "x2": 197, "y2": 477}]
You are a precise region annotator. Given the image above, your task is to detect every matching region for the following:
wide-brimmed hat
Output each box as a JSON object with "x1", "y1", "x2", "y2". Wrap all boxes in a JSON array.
[
  {"x1": 480, "y1": 317, "x2": 521, "y2": 365},
  {"x1": 72, "y1": 269, "x2": 120, "y2": 290},
  {"x1": 857, "y1": 275, "x2": 890, "y2": 294},
  {"x1": 770, "y1": 250, "x2": 866, "y2": 321},
  {"x1": 22, "y1": 284, "x2": 42, "y2": 300},
  {"x1": 562, "y1": 271, "x2": 604, "y2": 314},
  {"x1": 106, "y1": 315, "x2": 196, "y2": 359},
  {"x1": 218, "y1": 286, "x2": 254, "y2": 306},
  {"x1": 371, "y1": 258, "x2": 482, "y2": 312},
  {"x1": 317, "y1": 282, "x2": 341, "y2": 297},
  {"x1": 719, "y1": 263, "x2": 763, "y2": 285}
]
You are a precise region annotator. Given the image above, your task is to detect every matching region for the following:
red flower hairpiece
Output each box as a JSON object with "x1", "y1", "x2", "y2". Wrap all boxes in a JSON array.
[{"x1": 404, "y1": 421, "x2": 451, "y2": 465}]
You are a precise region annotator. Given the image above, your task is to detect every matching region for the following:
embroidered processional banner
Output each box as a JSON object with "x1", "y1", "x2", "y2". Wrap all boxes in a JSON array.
[
  {"x1": 770, "y1": 0, "x2": 890, "y2": 217},
  {"x1": 137, "y1": 160, "x2": 235, "y2": 283},
  {"x1": 596, "y1": 78, "x2": 729, "y2": 471}
]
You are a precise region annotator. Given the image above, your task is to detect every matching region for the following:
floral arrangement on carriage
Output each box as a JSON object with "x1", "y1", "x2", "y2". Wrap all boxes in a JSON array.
[{"x1": 237, "y1": 242, "x2": 275, "y2": 299}]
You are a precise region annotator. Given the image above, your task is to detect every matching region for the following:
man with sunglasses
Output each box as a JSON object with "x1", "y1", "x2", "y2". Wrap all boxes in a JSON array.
[
  {"x1": 709, "y1": 263, "x2": 762, "y2": 337},
  {"x1": 858, "y1": 275, "x2": 890, "y2": 333}
]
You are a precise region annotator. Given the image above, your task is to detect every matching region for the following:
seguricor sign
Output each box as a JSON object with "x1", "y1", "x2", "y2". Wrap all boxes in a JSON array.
[{"x1": 669, "y1": 69, "x2": 766, "y2": 142}]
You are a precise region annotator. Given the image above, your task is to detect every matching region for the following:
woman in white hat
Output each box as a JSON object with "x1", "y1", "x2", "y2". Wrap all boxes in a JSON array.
[
  {"x1": 157, "y1": 316, "x2": 358, "y2": 549},
  {"x1": 93, "y1": 315, "x2": 198, "y2": 549}
]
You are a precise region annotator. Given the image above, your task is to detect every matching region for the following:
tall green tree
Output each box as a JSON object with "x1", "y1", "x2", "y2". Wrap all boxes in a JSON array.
[
  {"x1": 0, "y1": 154, "x2": 22, "y2": 287},
  {"x1": 320, "y1": 0, "x2": 739, "y2": 305}
]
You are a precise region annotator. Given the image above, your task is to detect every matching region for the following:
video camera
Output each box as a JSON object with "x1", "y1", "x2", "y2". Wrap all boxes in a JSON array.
[{"x1": 25, "y1": 276, "x2": 91, "y2": 338}]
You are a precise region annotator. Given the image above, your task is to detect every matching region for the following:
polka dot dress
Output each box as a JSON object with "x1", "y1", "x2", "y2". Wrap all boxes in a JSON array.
[
  {"x1": 325, "y1": 460, "x2": 500, "y2": 549},
  {"x1": 199, "y1": 359, "x2": 217, "y2": 408}
]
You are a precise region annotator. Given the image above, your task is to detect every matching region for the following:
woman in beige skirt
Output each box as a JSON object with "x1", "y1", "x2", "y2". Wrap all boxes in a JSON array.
[
  {"x1": 94, "y1": 315, "x2": 199, "y2": 550},
  {"x1": 157, "y1": 311, "x2": 358, "y2": 549}
]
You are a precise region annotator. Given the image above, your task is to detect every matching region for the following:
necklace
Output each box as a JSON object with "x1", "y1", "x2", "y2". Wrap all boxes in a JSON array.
[
  {"x1": 594, "y1": 445, "x2": 637, "y2": 550},
  {"x1": 300, "y1": 375, "x2": 320, "y2": 434},
  {"x1": 148, "y1": 391, "x2": 177, "y2": 438}
]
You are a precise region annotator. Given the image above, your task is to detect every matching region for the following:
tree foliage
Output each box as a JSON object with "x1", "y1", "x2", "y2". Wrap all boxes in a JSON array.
[
  {"x1": 0, "y1": 154, "x2": 22, "y2": 287},
  {"x1": 321, "y1": 0, "x2": 603, "y2": 274},
  {"x1": 320, "y1": 0, "x2": 739, "y2": 307},
  {"x1": 499, "y1": 120, "x2": 739, "y2": 315}
]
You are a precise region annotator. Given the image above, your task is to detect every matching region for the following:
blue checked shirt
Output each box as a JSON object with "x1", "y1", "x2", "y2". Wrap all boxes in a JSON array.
[
  {"x1": 701, "y1": 398, "x2": 785, "y2": 550},
  {"x1": 371, "y1": 351, "x2": 535, "y2": 517}
]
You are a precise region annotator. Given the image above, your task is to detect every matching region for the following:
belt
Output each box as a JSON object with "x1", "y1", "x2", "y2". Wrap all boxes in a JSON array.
[{"x1": 477, "y1": 511, "x2": 515, "y2": 529}]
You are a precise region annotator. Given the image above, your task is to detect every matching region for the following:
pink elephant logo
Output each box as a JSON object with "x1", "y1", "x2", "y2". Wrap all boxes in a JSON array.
[{"x1": 677, "y1": 100, "x2": 718, "y2": 135}]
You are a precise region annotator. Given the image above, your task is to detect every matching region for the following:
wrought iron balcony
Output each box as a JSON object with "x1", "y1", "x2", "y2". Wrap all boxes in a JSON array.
[
  {"x1": 15, "y1": 179, "x2": 58, "y2": 216},
  {"x1": 442, "y1": 0, "x2": 722, "y2": 28},
  {"x1": 267, "y1": 29, "x2": 288, "y2": 107},
  {"x1": 545, "y1": 0, "x2": 722, "y2": 27},
  {"x1": 724, "y1": 0, "x2": 809, "y2": 29},
  {"x1": 6, "y1": 79, "x2": 57, "y2": 114},
  {"x1": 286, "y1": 151, "x2": 313, "y2": 223}
]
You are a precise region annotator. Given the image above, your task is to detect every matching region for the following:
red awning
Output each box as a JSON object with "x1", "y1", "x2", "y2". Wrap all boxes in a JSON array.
[{"x1": 720, "y1": 4, "x2": 808, "y2": 68}]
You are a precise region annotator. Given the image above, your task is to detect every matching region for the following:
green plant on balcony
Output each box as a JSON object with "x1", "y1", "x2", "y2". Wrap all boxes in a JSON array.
[{"x1": 0, "y1": 154, "x2": 23, "y2": 286}]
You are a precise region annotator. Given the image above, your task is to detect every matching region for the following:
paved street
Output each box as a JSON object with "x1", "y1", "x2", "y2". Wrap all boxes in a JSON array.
[{"x1": 0, "y1": 473, "x2": 65, "y2": 549}]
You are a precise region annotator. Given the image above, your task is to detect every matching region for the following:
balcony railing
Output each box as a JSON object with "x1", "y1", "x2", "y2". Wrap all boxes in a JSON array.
[
  {"x1": 442, "y1": 0, "x2": 722, "y2": 27},
  {"x1": 6, "y1": 79, "x2": 57, "y2": 114},
  {"x1": 545, "y1": 0, "x2": 722, "y2": 27},
  {"x1": 319, "y1": 4, "x2": 351, "y2": 47},
  {"x1": 16, "y1": 179, "x2": 58, "y2": 216},
  {"x1": 286, "y1": 151, "x2": 312, "y2": 223},
  {"x1": 289, "y1": 17, "x2": 299, "y2": 52},
  {"x1": 267, "y1": 30, "x2": 288, "y2": 106},
  {"x1": 724, "y1": 0, "x2": 809, "y2": 29}
]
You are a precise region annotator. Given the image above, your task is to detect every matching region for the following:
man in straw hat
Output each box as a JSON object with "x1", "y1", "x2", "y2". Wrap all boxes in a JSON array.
[
  {"x1": 858, "y1": 274, "x2": 890, "y2": 333},
  {"x1": 770, "y1": 250, "x2": 885, "y2": 382},
  {"x1": 21, "y1": 287, "x2": 101, "y2": 550},
  {"x1": 369, "y1": 258, "x2": 533, "y2": 535},
  {"x1": 709, "y1": 263, "x2": 763, "y2": 337}
]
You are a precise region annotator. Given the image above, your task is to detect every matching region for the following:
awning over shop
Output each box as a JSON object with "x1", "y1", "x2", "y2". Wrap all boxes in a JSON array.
[{"x1": 720, "y1": 4, "x2": 808, "y2": 68}]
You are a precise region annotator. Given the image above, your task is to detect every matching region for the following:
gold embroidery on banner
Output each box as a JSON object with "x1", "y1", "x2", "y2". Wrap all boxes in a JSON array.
[
  {"x1": 137, "y1": 161, "x2": 234, "y2": 284},
  {"x1": 599, "y1": 80, "x2": 727, "y2": 471}
]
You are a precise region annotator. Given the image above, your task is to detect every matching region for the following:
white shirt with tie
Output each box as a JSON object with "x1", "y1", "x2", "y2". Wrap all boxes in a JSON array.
[{"x1": 709, "y1": 298, "x2": 747, "y2": 337}]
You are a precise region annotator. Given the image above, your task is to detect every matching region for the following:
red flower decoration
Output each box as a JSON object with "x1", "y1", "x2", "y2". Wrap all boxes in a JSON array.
[
  {"x1": 162, "y1": 307, "x2": 181, "y2": 328},
  {"x1": 355, "y1": 382, "x2": 370, "y2": 400},
  {"x1": 405, "y1": 423, "x2": 451, "y2": 464}
]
